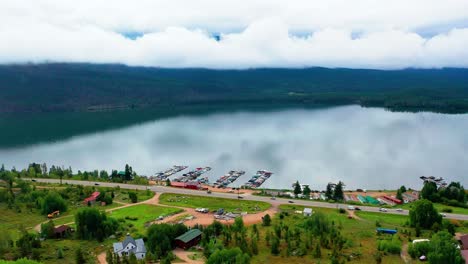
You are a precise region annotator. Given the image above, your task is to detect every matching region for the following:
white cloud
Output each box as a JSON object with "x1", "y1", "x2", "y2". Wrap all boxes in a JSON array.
[{"x1": 1, "y1": 0, "x2": 468, "y2": 69}]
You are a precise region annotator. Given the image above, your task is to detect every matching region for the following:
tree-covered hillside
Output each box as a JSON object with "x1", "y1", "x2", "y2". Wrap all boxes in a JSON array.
[{"x1": 1, "y1": 64, "x2": 468, "y2": 113}]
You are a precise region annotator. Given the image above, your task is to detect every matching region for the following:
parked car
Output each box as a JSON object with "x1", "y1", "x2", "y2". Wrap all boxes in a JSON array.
[
  {"x1": 238, "y1": 196, "x2": 244, "y2": 199},
  {"x1": 94, "y1": 183, "x2": 100, "y2": 186},
  {"x1": 288, "y1": 200, "x2": 294, "y2": 203},
  {"x1": 31, "y1": 179, "x2": 37, "y2": 182},
  {"x1": 347, "y1": 206, "x2": 355, "y2": 210},
  {"x1": 207, "y1": 190, "x2": 212, "y2": 194},
  {"x1": 379, "y1": 208, "x2": 388, "y2": 212},
  {"x1": 270, "y1": 197, "x2": 276, "y2": 200},
  {"x1": 355, "y1": 207, "x2": 361, "y2": 211},
  {"x1": 396, "y1": 208, "x2": 403, "y2": 212},
  {"x1": 440, "y1": 213, "x2": 447, "y2": 217}
]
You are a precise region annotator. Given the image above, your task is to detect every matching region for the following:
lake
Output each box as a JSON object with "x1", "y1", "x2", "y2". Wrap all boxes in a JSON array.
[{"x1": 1, "y1": 105, "x2": 468, "y2": 190}]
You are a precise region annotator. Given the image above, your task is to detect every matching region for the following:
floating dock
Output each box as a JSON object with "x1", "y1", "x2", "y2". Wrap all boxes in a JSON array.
[
  {"x1": 152, "y1": 165, "x2": 188, "y2": 181},
  {"x1": 173, "y1": 167, "x2": 211, "y2": 182},
  {"x1": 213, "y1": 170, "x2": 245, "y2": 188},
  {"x1": 242, "y1": 170, "x2": 273, "y2": 188}
]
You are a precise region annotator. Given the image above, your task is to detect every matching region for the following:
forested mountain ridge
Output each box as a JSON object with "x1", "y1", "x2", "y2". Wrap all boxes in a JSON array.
[{"x1": 1, "y1": 63, "x2": 468, "y2": 113}]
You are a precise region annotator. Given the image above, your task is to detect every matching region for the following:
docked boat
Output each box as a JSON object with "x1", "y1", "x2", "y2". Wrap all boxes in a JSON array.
[
  {"x1": 242, "y1": 170, "x2": 273, "y2": 188},
  {"x1": 152, "y1": 165, "x2": 188, "y2": 181},
  {"x1": 213, "y1": 170, "x2": 245, "y2": 188}
]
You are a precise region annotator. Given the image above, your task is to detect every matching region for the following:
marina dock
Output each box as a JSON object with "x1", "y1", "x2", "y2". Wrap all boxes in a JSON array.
[{"x1": 242, "y1": 170, "x2": 273, "y2": 188}]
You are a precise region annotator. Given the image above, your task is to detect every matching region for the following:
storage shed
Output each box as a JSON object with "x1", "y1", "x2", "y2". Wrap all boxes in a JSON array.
[{"x1": 175, "y1": 229, "x2": 202, "y2": 250}]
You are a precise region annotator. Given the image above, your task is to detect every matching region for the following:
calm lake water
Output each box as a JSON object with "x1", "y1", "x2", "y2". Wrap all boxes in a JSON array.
[{"x1": 1, "y1": 105, "x2": 468, "y2": 190}]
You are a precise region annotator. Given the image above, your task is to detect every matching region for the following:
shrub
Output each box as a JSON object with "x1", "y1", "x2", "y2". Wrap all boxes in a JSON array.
[
  {"x1": 441, "y1": 208, "x2": 453, "y2": 213},
  {"x1": 408, "y1": 241, "x2": 430, "y2": 259},
  {"x1": 377, "y1": 237, "x2": 402, "y2": 254}
]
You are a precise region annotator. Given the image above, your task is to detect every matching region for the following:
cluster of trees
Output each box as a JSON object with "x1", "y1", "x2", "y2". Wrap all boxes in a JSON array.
[
  {"x1": 421, "y1": 181, "x2": 467, "y2": 207},
  {"x1": 75, "y1": 208, "x2": 119, "y2": 242},
  {"x1": 0, "y1": 229, "x2": 42, "y2": 261},
  {"x1": 325, "y1": 181, "x2": 344, "y2": 201},
  {"x1": 145, "y1": 223, "x2": 188, "y2": 261},
  {"x1": 409, "y1": 199, "x2": 456, "y2": 237},
  {"x1": 105, "y1": 250, "x2": 145, "y2": 264},
  {"x1": 408, "y1": 231, "x2": 465, "y2": 264},
  {"x1": 2, "y1": 64, "x2": 468, "y2": 115},
  {"x1": 3, "y1": 162, "x2": 148, "y2": 185},
  {"x1": 292, "y1": 181, "x2": 311, "y2": 198}
]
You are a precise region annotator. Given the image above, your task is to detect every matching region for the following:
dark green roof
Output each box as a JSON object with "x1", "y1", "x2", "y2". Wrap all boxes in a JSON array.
[{"x1": 175, "y1": 229, "x2": 202, "y2": 243}]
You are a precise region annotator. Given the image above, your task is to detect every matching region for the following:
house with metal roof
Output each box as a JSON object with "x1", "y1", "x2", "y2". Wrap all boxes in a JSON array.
[
  {"x1": 113, "y1": 234, "x2": 146, "y2": 259},
  {"x1": 175, "y1": 229, "x2": 202, "y2": 250}
]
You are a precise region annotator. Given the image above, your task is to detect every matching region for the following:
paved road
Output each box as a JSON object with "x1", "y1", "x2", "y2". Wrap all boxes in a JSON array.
[{"x1": 28, "y1": 178, "x2": 468, "y2": 221}]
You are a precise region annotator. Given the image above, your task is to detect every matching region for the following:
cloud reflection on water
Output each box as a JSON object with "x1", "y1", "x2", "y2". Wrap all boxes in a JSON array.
[{"x1": 1, "y1": 105, "x2": 468, "y2": 190}]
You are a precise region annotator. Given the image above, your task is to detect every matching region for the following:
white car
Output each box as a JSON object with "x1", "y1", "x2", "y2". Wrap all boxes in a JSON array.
[
  {"x1": 440, "y1": 213, "x2": 447, "y2": 217},
  {"x1": 379, "y1": 208, "x2": 388, "y2": 212},
  {"x1": 396, "y1": 208, "x2": 403, "y2": 212},
  {"x1": 347, "y1": 206, "x2": 355, "y2": 210}
]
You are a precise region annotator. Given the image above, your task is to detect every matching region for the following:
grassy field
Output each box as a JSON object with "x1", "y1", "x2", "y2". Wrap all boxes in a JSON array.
[
  {"x1": 108, "y1": 204, "x2": 182, "y2": 235},
  {"x1": 260, "y1": 204, "x2": 407, "y2": 264},
  {"x1": 113, "y1": 188, "x2": 154, "y2": 204},
  {"x1": 38, "y1": 239, "x2": 102, "y2": 264},
  {"x1": 401, "y1": 202, "x2": 468, "y2": 215},
  {"x1": 0, "y1": 204, "x2": 45, "y2": 240},
  {"x1": 159, "y1": 193, "x2": 271, "y2": 213}
]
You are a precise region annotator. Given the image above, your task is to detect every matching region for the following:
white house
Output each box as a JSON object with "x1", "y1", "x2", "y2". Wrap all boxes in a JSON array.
[
  {"x1": 113, "y1": 234, "x2": 146, "y2": 260},
  {"x1": 303, "y1": 208, "x2": 313, "y2": 216}
]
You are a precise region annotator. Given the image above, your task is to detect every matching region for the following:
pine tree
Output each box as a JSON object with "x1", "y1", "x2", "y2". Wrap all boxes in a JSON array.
[
  {"x1": 293, "y1": 181, "x2": 302, "y2": 197},
  {"x1": 75, "y1": 247, "x2": 86, "y2": 264},
  {"x1": 325, "y1": 183, "x2": 334, "y2": 200},
  {"x1": 313, "y1": 242, "x2": 321, "y2": 258},
  {"x1": 333, "y1": 181, "x2": 344, "y2": 201}
]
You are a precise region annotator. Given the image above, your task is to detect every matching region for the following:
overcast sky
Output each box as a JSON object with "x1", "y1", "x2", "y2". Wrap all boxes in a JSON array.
[{"x1": 1, "y1": 0, "x2": 468, "y2": 69}]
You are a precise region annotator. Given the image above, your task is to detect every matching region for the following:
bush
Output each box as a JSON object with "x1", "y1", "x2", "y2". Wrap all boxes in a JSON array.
[
  {"x1": 377, "y1": 237, "x2": 402, "y2": 254},
  {"x1": 408, "y1": 241, "x2": 430, "y2": 259},
  {"x1": 128, "y1": 192, "x2": 137, "y2": 203},
  {"x1": 41, "y1": 192, "x2": 67, "y2": 215},
  {"x1": 441, "y1": 208, "x2": 453, "y2": 213}
]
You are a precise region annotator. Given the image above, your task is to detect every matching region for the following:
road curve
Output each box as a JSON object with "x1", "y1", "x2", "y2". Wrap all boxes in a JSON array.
[{"x1": 26, "y1": 178, "x2": 468, "y2": 221}]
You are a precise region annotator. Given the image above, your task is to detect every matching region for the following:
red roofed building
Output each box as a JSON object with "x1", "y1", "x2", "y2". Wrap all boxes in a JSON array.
[
  {"x1": 83, "y1": 192, "x2": 100, "y2": 205},
  {"x1": 170, "y1": 181, "x2": 202, "y2": 190}
]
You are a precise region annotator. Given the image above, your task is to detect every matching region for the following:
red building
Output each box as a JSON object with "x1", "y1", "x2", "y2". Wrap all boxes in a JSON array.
[
  {"x1": 383, "y1": 195, "x2": 402, "y2": 204},
  {"x1": 170, "y1": 181, "x2": 201, "y2": 190},
  {"x1": 83, "y1": 192, "x2": 100, "y2": 204}
]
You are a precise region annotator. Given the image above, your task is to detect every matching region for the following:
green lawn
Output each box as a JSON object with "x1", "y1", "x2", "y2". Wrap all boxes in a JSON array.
[
  {"x1": 252, "y1": 204, "x2": 405, "y2": 264},
  {"x1": 159, "y1": 193, "x2": 271, "y2": 213},
  {"x1": 401, "y1": 202, "x2": 468, "y2": 215},
  {"x1": 108, "y1": 204, "x2": 182, "y2": 235},
  {"x1": 38, "y1": 239, "x2": 102, "y2": 264},
  {"x1": 113, "y1": 189, "x2": 154, "y2": 204},
  {"x1": 0, "y1": 204, "x2": 45, "y2": 240}
]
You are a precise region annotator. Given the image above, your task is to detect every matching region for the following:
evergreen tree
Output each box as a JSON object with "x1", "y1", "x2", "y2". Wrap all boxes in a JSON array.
[
  {"x1": 293, "y1": 181, "x2": 302, "y2": 197},
  {"x1": 333, "y1": 181, "x2": 344, "y2": 201},
  {"x1": 302, "y1": 185, "x2": 311, "y2": 198},
  {"x1": 313, "y1": 242, "x2": 321, "y2": 258},
  {"x1": 57, "y1": 247, "x2": 64, "y2": 259},
  {"x1": 75, "y1": 247, "x2": 86, "y2": 264},
  {"x1": 325, "y1": 183, "x2": 334, "y2": 200},
  {"x1": 271, "y1": 237, "x2": 280, "y2": 255},
  {"x1": 262, "y1": 214, "x2": 271, "y2": 226}
]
